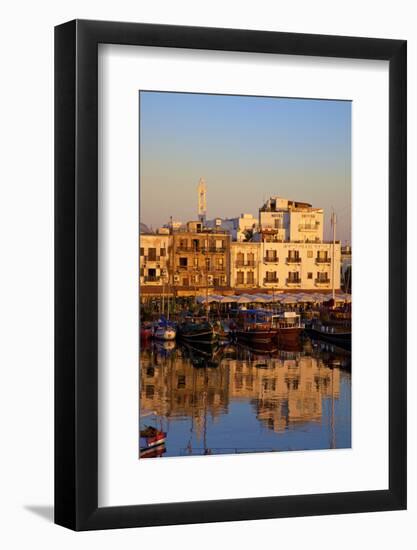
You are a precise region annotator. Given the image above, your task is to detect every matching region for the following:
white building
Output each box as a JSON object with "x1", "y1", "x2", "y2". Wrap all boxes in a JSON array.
[
  {"x1": 258, "y1": 196, "x2": 323, "y2": 243},
  {"x1": 206, "y1": 213, "x2": 258, "y2": 242},
  {"x1": 259, "y1": 241, "x2": 341, "y2": 290}
]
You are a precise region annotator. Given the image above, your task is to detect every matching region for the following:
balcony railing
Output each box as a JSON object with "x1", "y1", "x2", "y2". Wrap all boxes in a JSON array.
[
  {"x1": 286, "y1": 257, "x2": 301, "y2": 264},
  {"x1": 264, "y1": 256, "x2": 278, "y2": 263},
  {"x1": 286, "y1": 278, "x2": 301, "y2": 285},
  {"x1": 316, "y1": 257, "x2": 331, "y2": 264},
  {"x1": 235, "y1": 261, "x2": 256, "y2": 267},
  {"x1": 176, "y1": 246, "x2": 198, "y2": 253},
  {"x1": 143, "y1": 255, "x2": 160, "y2": 262},
  {"x1": 298, "y1": 223, "x2": 320, "y2": 231},
  {"x1": 264, "y1": 277, "x2": 279, "y2": 284},
  {"x1": 201, "y1": 247, "x2": 226, "y2": 253},
  {"x1": 315, "y1": 278, "x2": 331, "y2": 285},
  {"x1": 144, "y1": 276, "x2": 160, "y2": 283}
]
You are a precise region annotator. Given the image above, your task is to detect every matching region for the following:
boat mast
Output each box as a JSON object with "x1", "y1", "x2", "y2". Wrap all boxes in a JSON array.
[{"x1": 331, "y1": 211, "x2": 336, "y2": 303}]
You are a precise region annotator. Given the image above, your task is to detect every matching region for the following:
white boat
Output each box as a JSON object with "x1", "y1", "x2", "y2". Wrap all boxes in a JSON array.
[{"x1": 154, "y1": 325, "x2": 176, "y2": 341}]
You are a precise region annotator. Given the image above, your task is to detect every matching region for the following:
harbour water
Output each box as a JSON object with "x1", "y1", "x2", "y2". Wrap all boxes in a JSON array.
[{"x1": 139, "y1": 338, "x2": 351, "y2": 458}]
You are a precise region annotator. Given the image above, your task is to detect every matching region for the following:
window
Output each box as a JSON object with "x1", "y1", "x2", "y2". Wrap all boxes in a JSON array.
[
  {"x1": 266, "y1": 249, "x2": 278, "y2": 261},
  {"x1": 179, "y1": 257, "x2": 187, "y2": 267},
  {"x1": 193, "y1": 257, "x2": 199, "y2": 267},
  {"x1": 247, "y1": 271, "x2": 254, "y2": 284},
  {"x1": 266, "y1": 271, "x2": 277, "y2": 282},
  {"x1": 217, "y1": 257, "x2": 224, "y2": 268},
  {"x1": 288, "y1": 272, "x2": 300, "y2": 282},
  {"x1": 140, "y1": 247, "x2": 144, "y2": 256},
  {"x1": 317, "y1": 272, "x2": 329, "y2": 282},
  {"x1": 307, "y1": 272, "x2": 313, "y2": 279},
  {"x1": 237, "y1": 271, "x2": 244, "y2": 285},
  {"x1": 307, "y1": 250, "x2": 313, "y2": 258},
  {"x1": 160, "y1": 248, "x2": 166, "y2": 256},
  {"x1": 205, "y1": 257, "x2": 211, "y2": 270},
  {"x1": 148, "y1": 247, "x2": 156, "y2": 261}
]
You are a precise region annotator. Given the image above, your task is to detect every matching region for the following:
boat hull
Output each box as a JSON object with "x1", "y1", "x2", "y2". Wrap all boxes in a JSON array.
[
  {"x1": 275, "y1": 327, "x2": 303, "y2": 344},
  {"x1": 154, "y1": 327, "x2": 176, "y2": 340},
  {"x1": 306, "y1": 327, "x2": 351, "y2": 350},
  {"x1": 235, "y1": 329, "x2": 277, "y2": 344}
]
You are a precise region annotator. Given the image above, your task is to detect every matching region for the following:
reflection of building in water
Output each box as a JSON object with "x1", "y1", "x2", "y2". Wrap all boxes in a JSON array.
[
  {"x1": 140, "y1": 347, "x2": 340, "y2": 435},
  {"x1": 228, "y1": 355, "x2": 340, "y2": 432},
  {"x1": 140, "y1": 347, "x2": 229, "y2": 440}
]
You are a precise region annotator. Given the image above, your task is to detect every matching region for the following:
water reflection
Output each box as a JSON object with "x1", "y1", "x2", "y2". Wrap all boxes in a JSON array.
[{"x1": 139, "y1": 339, "x2": 351, "y2": 457}]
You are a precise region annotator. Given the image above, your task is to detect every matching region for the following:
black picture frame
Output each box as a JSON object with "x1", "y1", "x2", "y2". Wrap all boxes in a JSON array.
[{"x1": 55, "y1": 19, "x2": 407, "y2": 531}]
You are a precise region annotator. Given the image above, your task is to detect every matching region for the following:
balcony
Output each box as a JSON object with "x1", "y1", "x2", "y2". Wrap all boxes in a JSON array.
[
  {"x1": 235, "y1": 260, "x2": 256, "y2": 267},
  {"x1": 315, "y1": 257, "x2": 331, "y2": 264},
  {"x1": 298, "y1": 223, "x2": 320, "y2": 232},
  {"x1": 176, "y1": 246, "x2": 198, "y2": 253},
  {"x1": 144, "y1": 275, "x2": 160, "y2": 283},
  {"x1": 201, "y1": 247, "x2": 226, "y2": 253},
  {"x1": 143, "y1": 255, "x2": 160, "y2": 262},
  {"x1": 315, "y1": 278, "x2": 331, "y2": 285},
  {"x1": 264, "y1": 256, "x2": 278, "y2": 263},
  {"x1": 286, "y1": 257, "x2": 301, "y2": 264},
  {"x1": 264, "y1": 277, "x2": 279, "y2": 284},
  {"x1": 286, "y1": 278, "x2": 301, "y2": 286}
]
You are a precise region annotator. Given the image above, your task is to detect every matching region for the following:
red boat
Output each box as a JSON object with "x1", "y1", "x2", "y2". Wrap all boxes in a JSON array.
[
  {"x1": 234, "y1": 309, "x2": 277, "y2": 344},
  {"x1": 140, "y1": 323, "x2": 153, "y2": 340},
  {"x1": 271, "y1": 312, "x2": 304, "y2": 345},
  {"x1": 140, "y1": 426, "x2": 166, "y2": 456}
]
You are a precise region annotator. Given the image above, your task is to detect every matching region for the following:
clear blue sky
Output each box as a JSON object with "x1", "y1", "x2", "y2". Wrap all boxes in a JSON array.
[{"x1": 140, "y1": 91, "x2": 351, "y2": 243}]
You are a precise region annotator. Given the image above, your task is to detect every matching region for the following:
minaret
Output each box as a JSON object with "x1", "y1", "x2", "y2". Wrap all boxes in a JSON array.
[{"x1": 197, "y1": 177, "x2": 207, "y2": 223}]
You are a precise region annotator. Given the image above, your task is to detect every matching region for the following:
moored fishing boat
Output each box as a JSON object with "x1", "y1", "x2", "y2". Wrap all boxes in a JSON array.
[
  {"x1": 177, "y1": 317, "x2": 218, "y2": 344},
  {"x1": 305, "y1": 323, "x2": 351, "y2": 350},
  {"x1": 271, "y1": 311, "x2": 304, "y2": 345},
  {"x1": 153, "y1": 323, "x2": 176, "y2": 341},
  {"x1": 234, "y1": 309, "x2": 277, "y2": 344},
  {"x1": 139, "y1": 425, "x2": 167, "y2": 455},
  {"x1": 140, "y1": 322, "x2": 153, "y2": 341}
]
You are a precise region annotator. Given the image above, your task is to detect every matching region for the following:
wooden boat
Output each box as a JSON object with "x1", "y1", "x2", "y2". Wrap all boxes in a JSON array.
[
  {"x1": 177, "y1": 317, "x2": 218, "y2": 344},
  {"x1": 140, "y1": 445, "x2": 166, "y2": 459},
  {"x1": 271, "y1": 312, "x2": 304, "y2": 345},
  {"x1": 234, "y1": 309, "x2": 277, "y2": 344},
  {"x1": 305, "y1": 322, "x2": 351, "y2": 350},
  {"x1": 139, "y1": 425, "x2": 166, "y2": 454},
  {"x1": 153, "y1": 323, "x2": 176, "y2": 341},
  {"x1": 140, "y1": 323, "x2": 153, "y2": 340}
]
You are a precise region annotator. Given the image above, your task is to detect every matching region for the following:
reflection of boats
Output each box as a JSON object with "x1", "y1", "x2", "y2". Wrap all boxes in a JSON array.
[
  {"x1": 183, "y1": 342, "x2": 221, "y2": 368},
  {"x1": 271, "y1": 312, "x2": 304, "y2": 345},
  {"x1": 305, "y1": 323, "x2": 351, "y2": 350},
  {"x1": 140, "y1": 425, "x2": 167, "y2": 454},
  {"x1": 235, "y1": 309, "x2": 277, "y2": 344},
  {"x1": 140, "y1": 444, "x2": 166, "y2": 458},
  {"x1": 177, "y1": 317, "x2": 218, "y2": 344}
]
